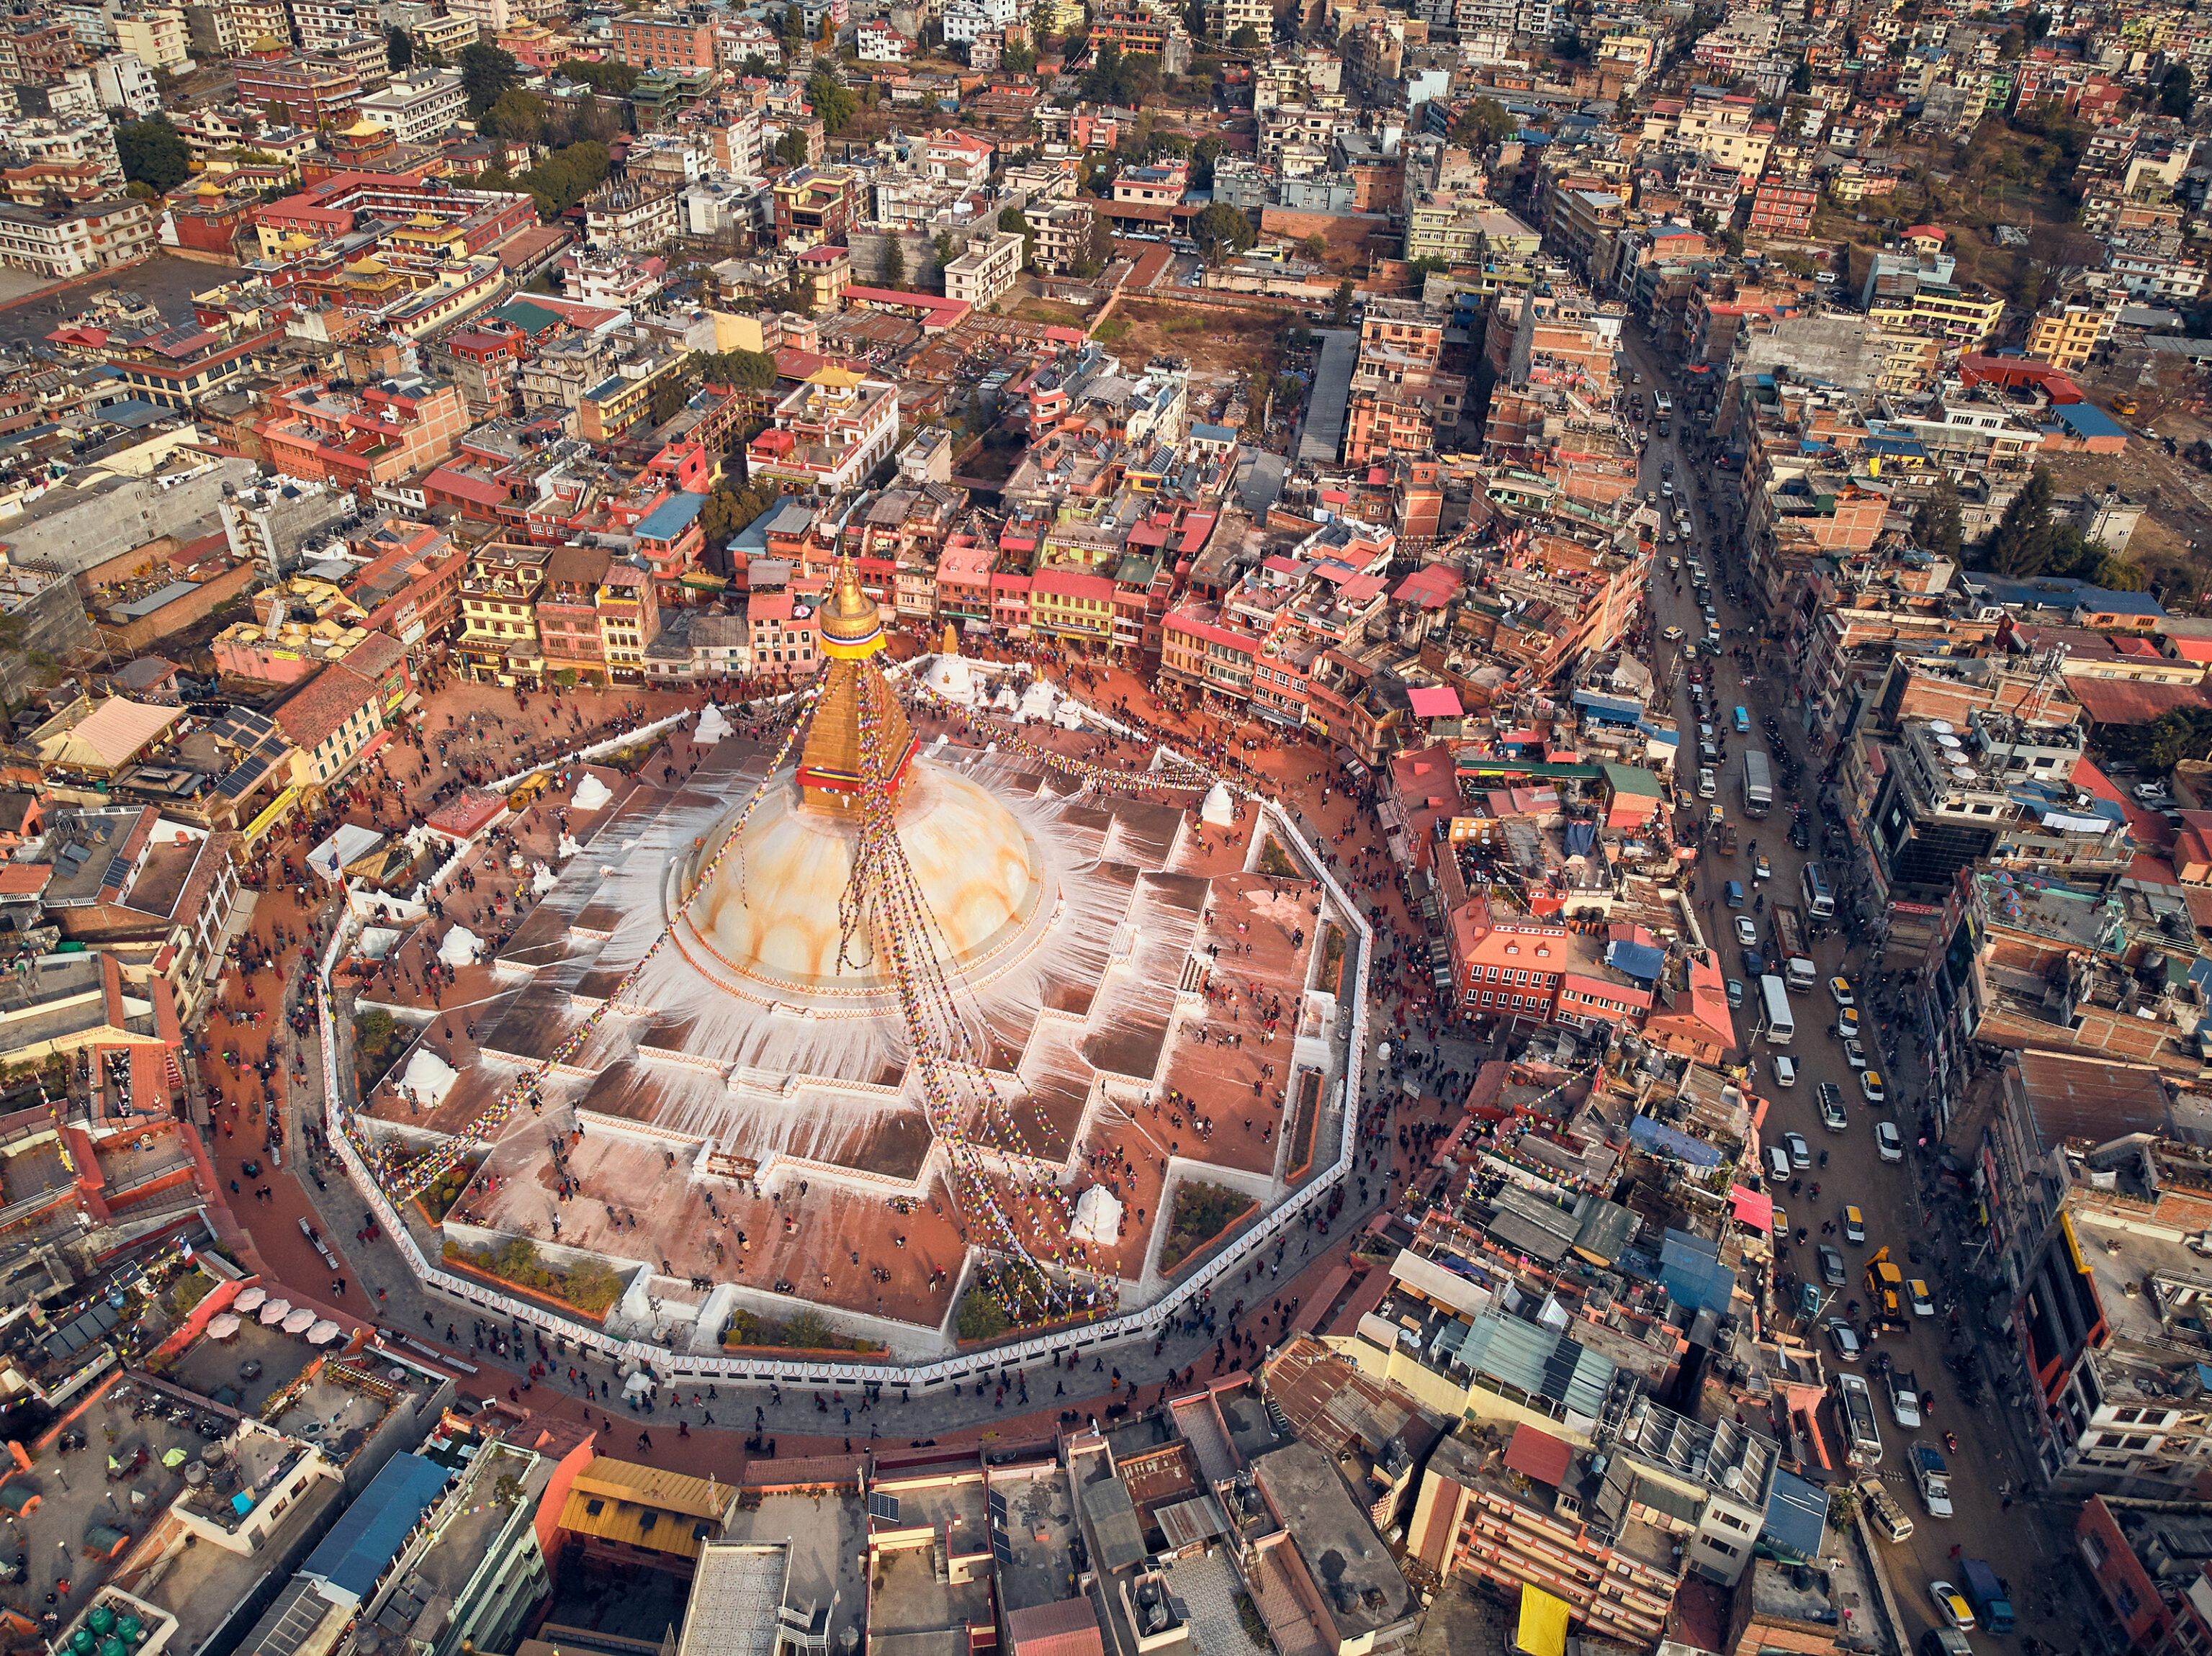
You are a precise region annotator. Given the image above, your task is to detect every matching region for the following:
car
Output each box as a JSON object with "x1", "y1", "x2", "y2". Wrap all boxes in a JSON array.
[
  {"x1": 1843, "y1": 1037, "x2": 1867, "y2": 1069},
  {"x1": 1701, "y1": 606, "x2": 1718, "y2": 625},
  {"x1": 1766, "y1": 1142, "x2": 1791, "y2": 1179},
  {"x1": 1742, "y1": 947, "x2": 1766, "y2": 979},
  {"x1": 1699, "y1": 721, "x2": 1714, "y2": 740},
  {"x1": 241, "y1": 1158, "x2": 262, "y2": 1178},
  {"x1": 1699, "y1": 767, "x2": 1717, "y2": 797},
  {"x1": 1735, "y1": 914, "x2": 1758, "y2": 945},
  {"x1": 1791, "y1": 819, "x2": 1810, "y2": 850},
  {"x1": 1665, "y1": 530, "x2": 1678, "y2": 544},
  {"x1": 1817, "y1": 1244, "x2": 1846, "y2": 1286},
  {"x1": 1771, "y1": 1202, "x2": 1789, "y2": 1238},
  {"x1": 2135, "y1": 781, "x2": 2170, "y2": 802},
  {"x1": 1861, "y1": 1071, "x2": 1887, "y2": 1104},
  {"x1": 1818, "y1": 1083, "x2": 1848, "y2": 1131},
  {"x1": 1772, "y1": 1054, "x2": 1797, "y2": 1087},
  {"x1": 1929, "y1": 1584, "x2": 1976, "y2": 1633},
  {"x1": 1784, "y1": 1131, "x2": 1811, "y2": 1169},
  {"x1": 1827, "y1": 1318, "x2": 1863, "y2": 1362},
  {"x1": 1835, "y1": 1007, "x2": 1861, "y2": 1039},
  {"x1": 1909, "y1": 1279, "x2": 1936, "y2": 1317},
  {"x1": 1753, "y1": 854, "x2": 1772, "y2": 881},
  {"x1": 1662, "y1": 625, "x2": 1683, "y2": 642},
  {"x1": 1667, "y1": 557, "x2": 1681, "y2": 571},
  {"x1": 1888, "y1": 1370, "x2": 1922, "y2": 1428},
  {"x1": 1658, "y1": 421, "x2": 1670, "y2": 436},
  {"x1": 1830, "y1": 977, "x2": 1856, "y2": 1008},
  {"x1": 1727, "y1": 978, "x2": 1744, "y2": 1009},
  {"x1": 1842, "y1": 1205, "x2": 1865, "y2": 1244},
  {"x1": 1663, "y1": 481, "x2": 1674, "y2": 495},
  {"x1": 1725, "y1": 879, "x2": 1745, "y2": 908},
  {"x1": 1876, "y1": 1120, "x2": 1904, "y2": 1163}
]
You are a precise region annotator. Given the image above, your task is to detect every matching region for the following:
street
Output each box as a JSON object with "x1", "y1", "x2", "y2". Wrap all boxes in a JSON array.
[{"x1": 1617, "y1": 322, "x2": 2087, "y2": 1656}]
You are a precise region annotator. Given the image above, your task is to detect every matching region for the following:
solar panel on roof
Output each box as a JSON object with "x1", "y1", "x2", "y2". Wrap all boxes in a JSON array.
[
  {"x1": 988, "y1": 1489, "x2": 1007, "y2": 1525},
  {"x1": 991, "y1": 1530, "x2": 1012, "y2": 1564},
  {"x1": 101, "y1": 855, "x2": 130, "y2": 891},
  {"x1": 867, "y1": 1493, "x2": 900, "y2": 1522}
]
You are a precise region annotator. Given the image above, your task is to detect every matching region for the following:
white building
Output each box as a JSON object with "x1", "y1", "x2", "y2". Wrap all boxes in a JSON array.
[
  {"x1": 94, "y1": 53, "x2": 162, "y2": 118},
  {"x1": 113, "y1": 6, "x2": 192, "y2": 69},
  {"x1": 942, "y1": 228, "x2": 1023, "y2": 307},
  {"x1": 942, "y1": 0, "x2": 1016, "y2": 42},
  {"x1": 287, "y1": 0, "x2": 367, "y2": 50},
  {"x1": 353, "y1": 69, "x2": 468, "y2": 145},
  {"x1": 0, "y1": 197, "x2": 159, "y2": 279}
]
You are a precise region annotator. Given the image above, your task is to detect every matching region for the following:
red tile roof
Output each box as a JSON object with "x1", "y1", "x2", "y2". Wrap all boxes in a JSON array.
[
  {"x1": 1008, "y1": 1597, "x2": 1103, "y2": 1656},
  {"x1": 1503, "y1": 1423, "x2": 1573, "y2": 1488}
]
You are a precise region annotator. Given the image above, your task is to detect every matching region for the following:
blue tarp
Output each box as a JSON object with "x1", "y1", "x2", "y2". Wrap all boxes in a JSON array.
[
  {"x1": 1563, "y1": 822, "x2": 1596, "y2": 857},
  {"x1": 1660, "y1": 1228, "x2": 1737, "y2": 1315},
  {"x1": 1627, "y1": 1115, "x2": 1722, "y2": 1167},
  {"x1": 1605, "y1": 940, "x2": 1666, "y2": 986}
]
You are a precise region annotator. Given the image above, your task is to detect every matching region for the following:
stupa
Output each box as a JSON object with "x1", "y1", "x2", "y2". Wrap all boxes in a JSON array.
[{"x1": 682, "y1": 564, "x2": 1051, "y2": 999}]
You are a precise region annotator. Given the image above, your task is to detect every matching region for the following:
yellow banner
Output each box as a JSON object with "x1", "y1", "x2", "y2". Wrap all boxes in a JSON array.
[{"x1": 245, "y1": 785, "x2": 300, "y2": 842}]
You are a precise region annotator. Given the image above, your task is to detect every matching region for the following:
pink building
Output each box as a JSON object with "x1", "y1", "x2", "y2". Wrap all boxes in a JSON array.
[
  {"x1": 747, "y1": 590, "x2": 821, "y2": 678},
  {"x1": 990, "y1": 569, "x2": 1031, "y2": 636}
]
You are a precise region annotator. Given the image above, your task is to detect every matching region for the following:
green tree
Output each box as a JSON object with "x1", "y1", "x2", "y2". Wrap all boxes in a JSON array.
[
  {"x1": 1449, "y1": 96, "x2": 1515, "y2": 151},
  {"x1": 387, "y1": 24, "x2": 413, "y2": 70},
  {"x1": 649, "y1": 375, "x2": 690, "y2": 426},
  {"x1": 956, "y1": 1287, "x2": 1007, "y2": 1343},
  {"x1": 2164, "y1": 62, "x2": 2196, "y2": 120},
  {"x1": 1331, "y1": 276, "x2": 1354, "y2": 324},
  {"x1": 882, "y1": 236, "x2": 908, "y2": 287},
  {"x1": 1300, "y1": 232, "x2": 1326, "y2": 264},
  {"x1": 1912, "y1": 477, "x2": 1964, "y2": 563},
  {"x1": 775, "y1": 127, "x2": 809, "y2": 166},
  {"x1": 556, "y1": 57, "x2": 641, "y2": 94},
  {"x1": 2151, "y1": 707, "x2": 2212, "y2": 773},
  {"x1": 459, "y1": 42, "x2": 523, "y2": 118},
  {"x1": 932, "y1": 229, "x2": 954, "y2": 272},
  {"x1": 1191, "y1": 199, "x2": 1254, "y2": 261},
  {"x1": 1406, "y1": 255, "x2": 1450, "y2": 281},
  {"x1": 2095, "y1": 554, "x2": 2147, "y2": 592},
  {"x1": 117, "y1": 116, "x2": 190, "y2": 194},
  {"x1": 1983, "y1": 463, "x2": 2056, "y2": 576},
  {"x1": 1229, "y1": 22, "x2": 1260, "y2": 48},
  {"x1": 698, "y1": 348, "x2": 780, "y2": 390},
  {"x1": 998, "y1": 204, "x2": 1035, "y2": 269},
  {"x1": 782, "y1": 3, "x2": 807, "y2": 55},
  {"x1": 809, "y1": 68, "x2": 857, "y2": 134},
  {"x1": 485, "y1": 87, "x2": 547, "y2": 143},
  {"x1": 783, "y1": 1307, "x2": 832, "y2": 1348},
  {"x1": 1790, "y1": 56, "x2": 1812, "y2": 93},
  {"x1": 739, "y1": 51, "x2": 770, "y2": 76}
]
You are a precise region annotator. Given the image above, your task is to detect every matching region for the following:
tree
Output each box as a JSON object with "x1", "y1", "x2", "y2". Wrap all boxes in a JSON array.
[
  {"x1": 2164, "y1": 62, "x2": 2196, "y2": 120},
  {"x1": 775, "y1": 127, "x2": 809, "y2": 166},
  {"x1": 1983, "y1": 464, "x2": 2056, "y2": 576},
  {"x1": 1228, "y1": 22, "x2": 1260, "y2": 48},
  {"x1": 1790, "y1": 56, "x2": 1812, "y2": 93},
  {"x1": 882, "y1": 236, "x2": 907, "y2": 287},
  {"x1": 697, "y1": 348, "x2": 779, "y2": 390},
  {"x1": 1406, "y1": 255, "x2": 1450, "y2": 282},
  {"x1": 556, "y1": 58, "x2": 641, "y2": 95},
  {"x1": 484, "y1": 88, "x2": 547, "y2": 143},
  {"x1": 387, "y1": 25, "x2": 413, "y2": 71},
  {"x1": 1300, "y1": 232, "x2": 1326, "y2": 264},
  {"x1": 956, "y1": 1287, "x2": 1007, "y2": 1343},
  {"x1": 1191, "y1": 199, "x2": 1254, "y2": 261},
  {"x1": 2095, "y1": 554, "x2": 2147, "y2": 592},
  {"x1": 649, "y1": 376, "x2": 689, "y2": 427},
  {"x1": 809, "y1": 68, "x2": 856, "y2": 134},
  {"x1": 782, "y1": 3, "x2": 807, "y2": 55},
  {"x1": 1331, "y1": 276, "x2": 1354, "y2": 324},
  {"x1": 459, "y1": 42, "x2": 523, "y2": 118},
  {"x1": 1912, "y1": 477, "x2": 1964, "y2": 563},
  {"x1": 998, "y1": 204, "x2": 1035, "y2": 269},
  {"x1": 117, "y1": 116, "x2": 190, "y2": 194},
  {"x1": 1449, "y1": 96, "x2": 1515, "y2": 152}
]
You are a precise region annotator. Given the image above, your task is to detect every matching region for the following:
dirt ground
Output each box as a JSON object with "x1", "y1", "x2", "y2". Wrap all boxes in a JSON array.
[
  {"x1": 2033, "y1": 385, "x2": 2212, "y2": 608},
  {"x1": 1101, "y1": 297, "x2": 1297, "y2": 377}
]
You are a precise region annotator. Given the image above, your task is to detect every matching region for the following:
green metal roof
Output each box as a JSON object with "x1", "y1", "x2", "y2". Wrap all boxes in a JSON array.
[{"x1": 1459, "y1": 1310, "x2": 1617, "y2": 1419}]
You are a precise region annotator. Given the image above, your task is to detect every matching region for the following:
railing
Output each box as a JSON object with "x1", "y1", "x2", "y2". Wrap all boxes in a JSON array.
[{"x1": 315, "y1": 692, "x2": 1372, "y2": 1383}]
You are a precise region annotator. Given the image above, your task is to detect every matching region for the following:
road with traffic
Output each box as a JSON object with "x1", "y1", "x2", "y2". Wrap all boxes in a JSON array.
[{"x1": 1615, "y1": 321, "x2": 2095, "y2": 1656}]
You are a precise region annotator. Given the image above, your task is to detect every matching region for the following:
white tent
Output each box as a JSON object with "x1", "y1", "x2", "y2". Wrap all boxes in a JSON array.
[
  {"x1": 400, "y1": 1047, "x2": 460, "y2": 1110},
  {"x1": 572, "y1": 773, "x2": 614, "y2": 811},
  {"x1": 436, "y1": 927, "x2": 480, "y2": 970},
  {"x1": 694, "y1": 703, "x2": 733, "y2": 744},
  {"x1": 623, "y1": 1369, "x2": 656, "y2": 1398},
  {"x1": 307, "y1": 824, "x2": 385, "y2": 883},
  {"x1": 1200, "y1": 783, "x2": 1235, "y2": 826},
  {"x1": 1070, "y1": 1184, "x2": 1123, "y2": 1244}
]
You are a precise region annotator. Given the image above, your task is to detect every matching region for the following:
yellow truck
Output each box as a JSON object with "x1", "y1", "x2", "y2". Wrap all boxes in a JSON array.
[{"x1": 1865, "y1": 1246, "x2": 1904, "y2": 1322}]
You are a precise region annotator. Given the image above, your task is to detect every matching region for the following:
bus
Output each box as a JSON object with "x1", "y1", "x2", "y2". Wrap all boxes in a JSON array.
[
  {"x1": 1801, "y1": 863, "x2": 1835, "y2": 919},
  {"x1": 1760, "y1": 975, "x2": 1795, "y2": 1045}
]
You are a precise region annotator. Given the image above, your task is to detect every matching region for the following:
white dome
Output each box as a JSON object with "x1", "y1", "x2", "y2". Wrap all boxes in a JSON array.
[
  {"x1": 1200, "y1": 783, "x2": 1235, "y2": 826},
  {"x1": 925, "y1": 652, "x2": 976, "y2": 703},
  {"x1": 1071, "y1": 1183, "x2": 1123, "y2": 1243},
  {"x1": 693, "y1": 762, "x2": 1046, "y2": 993}
]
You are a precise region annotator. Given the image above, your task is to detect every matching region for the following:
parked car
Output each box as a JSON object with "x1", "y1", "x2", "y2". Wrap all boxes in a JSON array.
[
  {"x1": 1817, "y1": 1245, "x2": 1846, "y2": 1286},
  {"x1": 1929, "y1": 1584, "x2": 1976, "y2": 1633},
  {"x1": 1772, "y1": 1055, "x2": 1797, "y2": 1087},
  {"x1": 1909, "y1": 1280, "x2": 1936, "y2": 1317},
  {"x1": 1841, "y1": 1205, "x2": 1865, "y2": 1244},
  {"x1": 1735, "y1": 915, "x2": 1758, "y2": 945},
  {"x1": 1784, "y1": 1131, "x2": 1811, "y2": 1168},
  {"x1": 1876, "y1": 1120, "x2": 1904, "y2": 1162},
  {"x1": 1842, "y1": 1037, "x2": 1868, "y2": 1069},
  {"x1": 1727, "y1": 978, "x2": 1745, "y2": 1009},
  {"x1": 1830, "y1": 977, "x2": 1856, "y2": 1008},
  {"x1": 1663, "y1": 625, "x2": 1683, "y2": 642},
  {"x1": 1861, "y1": 1071, "x2": 1887, "y2": 1104},
  {"x1": 1827, "y1": 1318, "x2": 1863, "y2": 1362}
]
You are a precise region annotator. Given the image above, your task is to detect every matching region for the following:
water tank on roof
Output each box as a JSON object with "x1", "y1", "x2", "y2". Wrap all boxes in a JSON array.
[{"x1": 89, "y1": 1608, "x2": 114, "y2": 1637}]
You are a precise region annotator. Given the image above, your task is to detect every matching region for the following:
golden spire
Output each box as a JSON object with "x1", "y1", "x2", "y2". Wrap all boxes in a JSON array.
[{"x1": 797, "y1": 559, "x2": 916, "y2": 815}]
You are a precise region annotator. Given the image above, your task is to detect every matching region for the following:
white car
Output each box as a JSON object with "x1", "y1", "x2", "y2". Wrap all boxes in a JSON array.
[
  {"x1": 1771, "y1": 1054, "x2": 1797, "y2": 1087},
  {"x1": 1830, "y1": 977, "x2": 1856, "y2": 1008},
  {"x1": 1861, "y1": 1070, "x2": 1887, "y2": 1104},
  {"x1": 1668, "y1": 557, "x2": 1681, "y2": 571},
  {"x1": 1876, "y1": 1120, "x2": 1903, "y2": 1163},
  {"x1": 1826, "y1": 1318, "x2": 1863, "y2": 1362},
  {"x1": 1735, "y1": 915, "x2": 1758, "y2": 945},
  {"x1": 1663, "y1": 626, "x2": 1684, "y2": 642},
  {"x1": 1699, "y1": 768, "x2": 1717, "y2": 797},
  {"x1": 1930, "y1": 1584, "x2": 1976, "y2": 1633},
  {"x1": 2134, "y1": 781, "x2": 2171, "y2": 803},
  {"x1": 1784, "y1": 1131, "x2": 1811, "y2": 1169},
  {"x1": 1842, "y1": 1037, "x2": 1868, "y2": 1069}
]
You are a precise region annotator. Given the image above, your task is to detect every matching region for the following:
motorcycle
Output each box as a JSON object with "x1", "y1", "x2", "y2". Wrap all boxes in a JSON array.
[
  {"x1": 1818, "y1": 1151, "x2": 1828, "y2": 1167},
  {"x1": 1943, "y1": 1431, "x2": 1959, "y2": 1454}
]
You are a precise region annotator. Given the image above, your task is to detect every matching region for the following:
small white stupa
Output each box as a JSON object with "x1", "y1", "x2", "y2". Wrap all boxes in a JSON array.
[
  {"x1": 923, "y1": 623, "x2": 977, "y2": 704},
  {"x1": 1070, "y1": 1184, "x2": 1124, "y2": 1244},
  {"x1": 557, "y1": 832, "x2": 583, "y2": 861},
  {"x1": 1018, "y1": 679, "x2": 1059, "y2": 723},
  {"x1": 695, "y1": 703, "x2": 733, "y2": 744},
  {"x1": 436, "y1": 926, "x2": 481, "y2": 970},
  {"x1": 572, "y1": 772, "x2": 614, "y2": 811},
  {"x1": 1056, "y1": 699, "x2": 1085, "y2": 730},
  {"x1": 399, "y1": 1047, "x2": 461, "y2": 1111},
  {"x1": 531, "y1": 861, "x2": 559, "y2": 897},
  {"x1": 1200, "y1": 783, "x2": 1236, "y2": 826},
  {"x1": 992, "y1": 683, "x2": 1020, "y2": 714}
]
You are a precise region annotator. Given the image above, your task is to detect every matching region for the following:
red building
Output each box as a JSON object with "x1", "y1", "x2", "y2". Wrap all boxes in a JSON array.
[
  {"x1": 1748, "y1": 175, "x2": 1818, "y2": 237},
  {"x1": 233, "y1": 56, "x2": 362, "y2": 127},
  {"x1": 612, "y1": 15, "x2": 716, "y2": 68}
]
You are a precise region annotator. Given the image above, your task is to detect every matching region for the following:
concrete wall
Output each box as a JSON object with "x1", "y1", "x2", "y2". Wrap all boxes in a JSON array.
[
  {"x1": 0, "y1": 456, "x2": 259, "y2": 579},
  {"x1": 99, "y1": 558, "x2": 261, "y2": 655}
]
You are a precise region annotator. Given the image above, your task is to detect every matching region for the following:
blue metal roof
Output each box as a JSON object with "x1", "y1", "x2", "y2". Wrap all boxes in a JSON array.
[
  {"x1": 1605, "y1": 939, "x2": 1667, "y2": 985},
  {"x1": 303, "y1": 1453, "x2": 452, "y2": 1604},
  {"x1": 2050, "y1": 401, "x2": 2127, "y2": 440},
  {"x1": 1627, "y1": 1115, "x2": 1722, "y2": 1167},
  {"x1": 1761, "y1": 1469, "x2": 1828, "y2": 1560},
  {"x1": 633, "y1": 491, "x2": 708, "y2": 543},
  {"x1": 1659, "y1": 1228, "x2": 1737, "y2": 1314}
]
